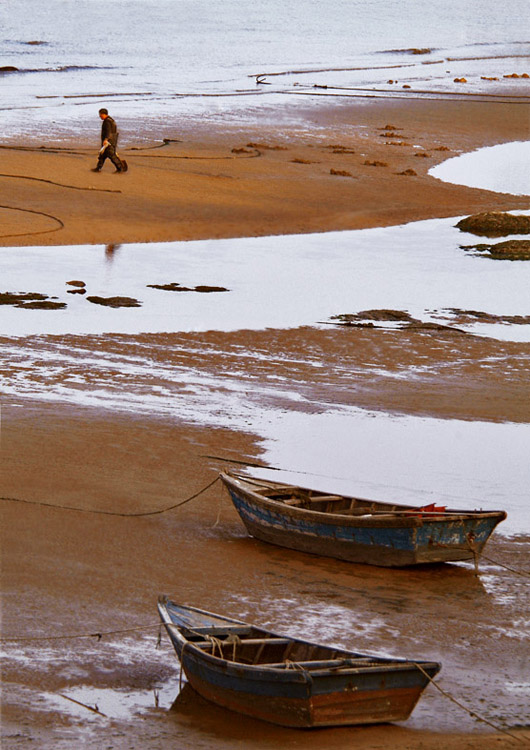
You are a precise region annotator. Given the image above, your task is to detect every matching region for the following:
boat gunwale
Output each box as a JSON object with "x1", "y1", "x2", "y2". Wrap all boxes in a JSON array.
[
  {"x1": 220, "y1": 472, "x2": 507, "y2": 527},
  {"x1": 158, "y1": 599, "x2": 440, "y2": 680}
]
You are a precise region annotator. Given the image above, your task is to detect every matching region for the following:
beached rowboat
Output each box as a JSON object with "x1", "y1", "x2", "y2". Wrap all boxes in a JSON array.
[
  {"x1": 220, "y1": 472, "x2": 506, "y2": 567},
  {"x1": 157, "y1": 596, "x2": 441, "y2": 727}
]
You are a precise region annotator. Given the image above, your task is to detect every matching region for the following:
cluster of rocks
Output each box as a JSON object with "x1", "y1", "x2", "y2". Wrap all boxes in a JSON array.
[
  {"x1": 457, "y1": 213, "x2": 530, "y2": 260},
  {"x1": 1, "y1": 278, "x2": 231, "y2": 313},
  {"x1": 330, "y1": 305, "x2": 530, "y2": 332},
  {"x1": 462, "y1": 240, "x2": 530, "y2": 261},
  {"x1": 0, "y1": 292, "x2": 66, "y2": 310},
  {"x1": 437, "y1": 308, "x2": 530, "y2": 325},
  {"x1": 456, "y1": 212, "x2": 530, "y2": 237},
  {"x1": 329, "y1": 309, "x2": 464, "y2": 333}
]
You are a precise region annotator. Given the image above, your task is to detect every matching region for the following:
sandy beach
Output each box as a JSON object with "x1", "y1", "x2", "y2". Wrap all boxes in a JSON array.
[
  {"x1": 1, "y1": 94, "x2": 530, "y2": 749},
  {"x1": 1, "y1": 98, "x2": 529, "y2": 247}
]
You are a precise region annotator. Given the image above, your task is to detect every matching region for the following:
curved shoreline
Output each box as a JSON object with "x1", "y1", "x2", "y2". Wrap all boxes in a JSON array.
[{"x1": 1, "y1": 97, "x2": 528, "y2": 248}]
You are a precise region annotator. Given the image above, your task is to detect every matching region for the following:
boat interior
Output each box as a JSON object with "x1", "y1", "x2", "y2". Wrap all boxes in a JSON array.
[
  {"x1": 231, "y1": 474, "x2": 414, "y2": 516},
  {"x1": 228, "y1": 474, "x2": 456, "y2": 517},
  {"x1": 180, "y1": 624, "x2": 388, "y2": 669}
]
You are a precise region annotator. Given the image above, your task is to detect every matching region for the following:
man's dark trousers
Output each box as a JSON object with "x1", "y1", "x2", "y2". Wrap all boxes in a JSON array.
[{"x1": 96, "y1": 142, "x2": 123, "y2": 171}]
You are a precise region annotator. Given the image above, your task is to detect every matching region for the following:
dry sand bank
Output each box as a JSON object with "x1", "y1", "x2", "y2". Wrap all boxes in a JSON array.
[{"x1": 0, "y1": 98, "x2": 529, "y2": 247}]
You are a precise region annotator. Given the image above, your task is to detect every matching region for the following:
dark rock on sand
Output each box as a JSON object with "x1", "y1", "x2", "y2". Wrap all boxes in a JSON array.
[
  {"x1": 0, "y1": 292, "x2": 49, "y2": 305},
  {"x1": 246, "y1": 142, "x2": 287, "y2": 151},
  {"x1": 0, "y1": 291, "x2": 65, "y2": 309},
  {"x1": 332, "y1": 309, "x2": 416, "y2": 323},
  {"x1": 397, "y1": 168, "x2": 418, "y2": 176},
  {"x1": 147, "y1": 283, "x2": 194, "y2": 292},
  {"x1": 456, "y1": 212, "x2": 530, "y2": 237},
  {"x1": 18, "y1": 300, "x2": 67, "y2": 310},
  {"x1": 66, "y1": 280, "x2": 86, "y2": 287},
  {"x1": 403, "y1": 320, "x2": 466, "y2": 333},
  {"x1": 87, "y1": 295, "x2": 141, "y2": 307},
  {"x1": 487, "y1": 240, "x2": 530, "y2": 259},
  {"x1": 330, "y1": 169, "x2": 353, "y2": 177},
  {"x1": 461, "y1": 239, "x2": 530, "y2": 260},
  {"x1": 330, "y1": 309, "x2": 465, "y2": 333},
  {"x1": 67, "y1": 288, "x2": 86, "y2": 295},
  {"x1": 194, "y1": 285, "x2": 229, "y2": 293},
  {"x1": 0, "y1": 66, "x2": 19, "y2": 73},
  {"x1": 442, "y1": 308, "x2": 530, "y2": 325},
  {"x1": 147, "y1": 283, "x2": 229, "y2": 293},
  {"x1": 364, "y1": 160, "x2": 388, "y2": 167}
]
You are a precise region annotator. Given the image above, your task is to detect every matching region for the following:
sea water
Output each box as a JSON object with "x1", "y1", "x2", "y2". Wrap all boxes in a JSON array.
[
  {"x1": 1, "y1": 0, "x2": 529, "y2": 141},
  {"x1": 1, "y1": 215, "x2": 529, "y2": 534}
]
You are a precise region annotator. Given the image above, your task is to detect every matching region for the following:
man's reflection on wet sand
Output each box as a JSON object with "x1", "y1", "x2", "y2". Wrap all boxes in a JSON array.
[{"x1": 105, "y1": 244, "x2": 121, "y2": 263}]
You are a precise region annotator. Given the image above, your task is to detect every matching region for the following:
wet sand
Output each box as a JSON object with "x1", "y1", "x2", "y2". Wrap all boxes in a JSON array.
[
  {"x1": 1, "y1": 400, "x2": 529, "y2": 748},
  {"x1": 0, "y1": 98, "x2": 529, "y2": 247},
  {"x1": 1, "y1": 95, "x2": 530, "y2": 748}
]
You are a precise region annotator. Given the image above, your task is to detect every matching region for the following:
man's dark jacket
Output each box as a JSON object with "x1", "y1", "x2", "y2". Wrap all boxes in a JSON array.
[{"x1": 101, "y1": 116, "x2": 118, "y2": 146}]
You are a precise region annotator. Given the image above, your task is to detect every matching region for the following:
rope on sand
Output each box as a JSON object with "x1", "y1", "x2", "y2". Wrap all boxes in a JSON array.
[
  {"x1": 0, "y1": 141, "x2": 261, "y2": 160},
  {"x1": 0, "y1": 173, "x2": 121, "y2": 193},
  {"x1": 0, "y1": 204, "x2": 64, "y2": 239},
  {"x1": 0, "y1": 475, "x2": 220, "y2": 518},
  {"x1": 3, "y1": 622, "x2": 525, "y2": 742},
  {"x1": 414, "y1": 662, "x2": 528, "y2": 743},
  {"x1": 478, "y1": 554, "x2": 530, "y2": 578},
  {"x1": 1, "y1": 622, "x2": 162, "y2": 643}
]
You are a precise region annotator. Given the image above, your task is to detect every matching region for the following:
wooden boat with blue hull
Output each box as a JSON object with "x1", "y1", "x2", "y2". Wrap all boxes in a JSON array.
[
  {"x1": 220, "y1": 472, "x2": 506, "y2": 568},
  {"x1": 157, "y1": 596, "x2": 441, "y2": 728}
]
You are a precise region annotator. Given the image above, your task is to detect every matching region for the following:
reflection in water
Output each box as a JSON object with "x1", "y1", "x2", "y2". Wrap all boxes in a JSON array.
[
  {"x1": 2, "y1": 215, "x2": 530, "y2": 339},
  {"x1": 105, "y1": 243, "x2": 121, "y2": 263}
]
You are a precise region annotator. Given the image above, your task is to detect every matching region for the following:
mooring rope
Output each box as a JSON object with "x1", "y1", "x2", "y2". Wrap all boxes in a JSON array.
[
  {"x1": 0, "y1": 203, "x2": 64, "y2": 239},
  {"x1": 2, "y1": 620, "x2": 526, "y2": 740},
  {"x1": 0, "y1": 173, "x2": 121, "y2": 193},
  {"x1": 479, "y1": 553, "x2": 530, "y2": 578},
  {"x1": 414, "y1": 662, "x2": 527, "y2": 743},
  {"x1": 1, "y1": 622, "x2": 162, "y2": 643},
  {"x1": 0, "y1": 475, "x2": 220, "y2": 518}
]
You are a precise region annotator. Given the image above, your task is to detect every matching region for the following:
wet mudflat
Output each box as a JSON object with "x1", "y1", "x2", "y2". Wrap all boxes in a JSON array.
[
  {"x1": 1, "y1": 198, "x2": 529, "y2": 747},
  {"x1": 1, "y1": 317, "x2": 529, "y2": 747},
  {"x1": 1, "y1": 396, "x2": 528, "y2": 748}
]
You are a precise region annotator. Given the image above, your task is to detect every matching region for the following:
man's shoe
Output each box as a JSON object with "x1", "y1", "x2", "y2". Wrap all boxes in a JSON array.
[
  {"x1": 121, "y1": 160, "x2": 128, "y2": 173},
  {"x1": 91, "y1": 167, "x2": 101, "y2": 172}
]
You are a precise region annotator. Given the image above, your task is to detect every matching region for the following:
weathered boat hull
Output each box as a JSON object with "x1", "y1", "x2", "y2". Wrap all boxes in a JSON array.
[
  {"x1": 221, "y1": 473, "x2": 506, "y2": 567},
  {"x1": 182, "y1": 659, "x2": 430, "y2": 727},
  {"x1": 158, "y1": 598, "x2": 440, "y2": 728}
]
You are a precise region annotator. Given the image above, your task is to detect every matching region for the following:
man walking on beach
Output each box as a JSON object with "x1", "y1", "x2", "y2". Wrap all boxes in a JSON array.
[{"x1": 92, "y1": 109, "x2": 128, "y2": 173}]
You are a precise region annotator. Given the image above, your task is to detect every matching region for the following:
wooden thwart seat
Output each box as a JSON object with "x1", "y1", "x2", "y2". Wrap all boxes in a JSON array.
[
  {"x1": 284, "y1": 494, "x2": 344, "y2": 507},
  {"x1": 193, "y1": 637, "x2": 291, "y2": 649},
  {"x1": 264, "y1": 658, "x2": 383, "y2": 669}
]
